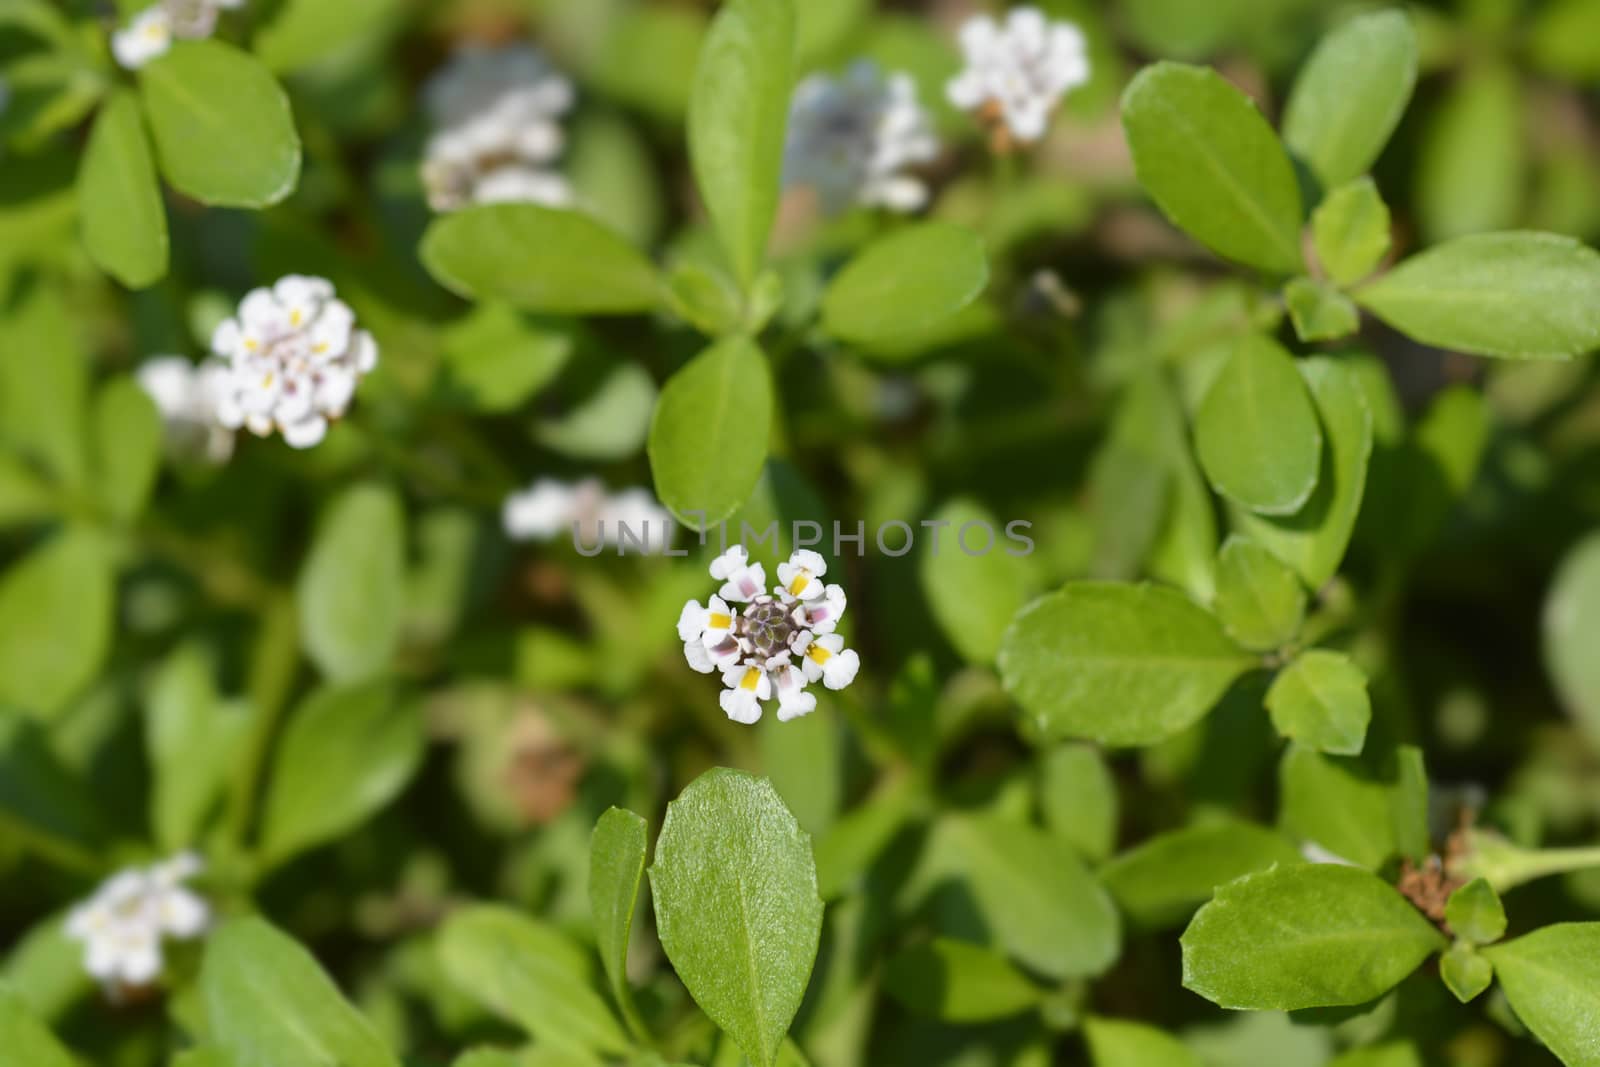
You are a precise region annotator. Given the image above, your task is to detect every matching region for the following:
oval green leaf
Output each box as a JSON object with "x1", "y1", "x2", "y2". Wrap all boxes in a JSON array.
[
  {"x1": 1546, "y1": 532, "x2": 1600, "y2": 747},
  {"x1": 202, "y1": 917, "x2": 399, "y2": 1067},
  {"x1": 1100, "y1": 817, "x2": 1304, "y2": 929},
  {"x1": 1213, "y1": 536, "x2": 1308, "y2": 651},
  {"x1": 1181, "y1": 864, "x2": 1444, "y2": 1010},
  {"x1": 647, "y1": 337, "x2": 773, "y2": 527},
  {"x1": 1282, "y1": 10, "x2": 1418, "y2": 188},
  {"x1": 1196, "y1": 335, "x2": 1323, "y2": 515},
  {"x1": 1086, "y1": 1017, "x2": 1204, "y2": 1067},
  {"x1": 688, "y1": 0, "x2": 795, "y2": 288},
  {"x1": 882, "y1": 938, "x2": 1042, "y2": 1022},
  {"x1": 820, "y1": 223, "x2": 989, "y2": 346},
  {"x1": 1312, "y1": 178, "x2": 1392, "y2": 287},
  {"x1": 139, "y1": 40, "x2": 300, "y2": 208},
  {"x1": 298, "y1": 484, "x2": 405, "y2": 681},
  {"x1": 1483, "y1": 923, "x2": 1600, "y2": 1063},
  {"x1": 1356, "y1": 231, "x2": 1600, "y2": 360},
  {"x1": 0, "y1": 527, "x2": 115, "y2": 715},
  {"x1": 999, "y1": 581, "x2": 1254, "y2": 747},
  {"x1": 258, "y1": 679, "x2": 424, "y2": 868},
  {"x1": 1233, "y1": 355, "x2": 1374, "y2": 587},
  {"x1": 648, "y1": 769, "x2": 822, "y2": 1067},
  {"x1": 0, "y1": 985, "x2": 76, "y2": 1067},
  {"x1": 918, "y1": 497, "x2": 1030, "y2": 665},
  {"x1": 1266, "y1": 648, "x2": 1371, "y2": 756},
  {"x1": 589, "y1": 807, "x2": 650, "y2": 1039},
  {"x1": 79, "y1": 90, "x2": 168, "y2": 288},
  {"x1": 1122, "y1": 62, "x2": 1303, "y2": 274},
  {"x1": 421, "y1": 204, "x2": 662, "y2": 315},
  {"x1": 438, "y1": 906, "x2": 631, "y2": 1056}
]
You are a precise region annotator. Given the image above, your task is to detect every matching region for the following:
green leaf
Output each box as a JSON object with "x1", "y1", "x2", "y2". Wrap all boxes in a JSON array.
[
  {"x1": 1440, "y1": 942, "x2": 1493, "y2": 1004},
  {"x1": 535, "y1": 362, "x2": 657, "y2": 462},
  {"x1": 1356, "y1": 232, "x2": 1600, "y2": 360},
  {"x1": 589, "y1": 807, "x2": 650, "y2": 1038},
  {"x1": 1328, "y1": 1042, "x2": 1425, "y2": 1067},
  {"x1": 1100, "y1": 818, "x2": 1303, "y2": 929},
  {"x1": 438, "y1": 304, "x2": 572, "y2": 413},
  {"x1": 1085, "y1": 1017, "x2": 1204, "y2": 1067},
  {"x1": 689, "y1": 0, "x2": 796, "y2": 288},
  {"x1": 0, "y1": 527, "x2": 115, "y2": 715},
  {"x1": 1312, "y1": 178, "x2": 1392, "y2": 287},
  {"x1": 0, "y1": 984, "x2": 75, "y2": 1067},
  {"x1": 998, "y1": 581, "x2": 1255, "y2": 747},
  {"x1": 421, "y1": 205, "x2": 662, "y2": 315},
  {"x1": 145, "y1": 644, "x2": 249, "y2": 852},
  {"x1": 882, "y1": 938, "x2": 1041, "y2": 1022},
  {"x1": 78, "y1": 90, "x2": 168, "y2": 288},
  {"x1": 1180, "y1": 864, "x2": 1444, "y2": 1010},
  {"x1": 0, "y1": 717, "x2": 105, "y2": 855},
  {"x1": 917, "y1": 813, "x2": 1121, "y2": 980},
  {"x1": 647, "y1": 337, "x2": 773, "y2": 527},
  {"x1": 1285, "y1": 279, "x2": 1360, "y2": 344},
  {"x1": 1529, "y1": 0, "x2": 1600, "y2": 80},
  {"x1": 254, "y1": 0, "x2": 403, "y2": 73},
  {"x1": 1415, "y1": 63, "x2": 1523, "y2": 243},
  {"x1": 91, "y1": 376, "x2": 162, "y2": 523},
  {"x1": 649, "y1": 769, "x2": 822, "y2": 1067},
  {"x1": 1195, "y1": 335, "x2": 1323, "y2": 515},
  {"x1": 820, "y1": 223, "x2": 989, "y2": 346},
  {"x1": 1545, "y1": 533, "x2": 1600, "y2": 747},
  {"x1": 1445, "y1": 878, "x2": 1506, "y2": 945},
  {"x1": 258, "y1": 679, "x2": 424, "y2": 868},
  {"x1": 919, "y1": 497, "x2": 1030, "y2": 665},
  {"x1": 298, "y1": 484, "x2": 405, "y2": 681},
  {"x1": 0, "y1": 279, "x2": 88, "y2": 490},
  {"x1": 1266, "y1": 649, "x2": 1371, "y2": 756},
  {"x1": 1278, "y1": 745, "x2": 1401, "y2": 869},
  {"x1": 1121, "y1": 62, "x2": 1303, "y2": 274},
  {"x1": 438, "y1": 906, "x2": 631, "y2": 1056},
  {"x1": 1281, "y1": 10, "x2": 1417, "y2": 189},
  {"x1": 1039, "y1": 744, "x2": 1118, "y2": 864},
  {"x1": 139, "y1": 40, "x2": 300, "y2": 208},
  {"x1": 1233, "y1": 356, "x2": 1374, "y2": 588},
  {"x1": 1483, "y1": 923, "x2": 1600, "y2": 1064},
  {"x1": 1213, "y1": 536, "x2": 1307, "y2": 650},
  {"x1": 203, "y1": 917, "x2": 399, "y2": 1067}
]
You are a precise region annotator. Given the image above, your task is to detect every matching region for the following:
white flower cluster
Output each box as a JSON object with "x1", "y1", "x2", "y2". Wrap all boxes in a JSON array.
[
  {"x1": 65, "y1": 853, "x2": 208, "y2": 991},
  {"x1": 137, "y1": 356, "x2": 236, "y2": 464},
  {"x1": 503, "y1": 478, "x2": 674, "y2": 554},
  {"x1": 209, "y1": 275, "x2": 378, "y2": 450},
  {"x1": 783, "y1": 60, "x2": 939, "y2": 216},
  {"x1": 678, "y1": 547, "x2": 860, "y2": 725},
  {"x1": 947, "y1": 7, "x2": 1090, "y2": 148},
  {"x1": 421, "y1": 44, "x2": 576, "y2": 213},
  {"x1": 112, "y1": 0, "x2": 244, "y2": 70}
]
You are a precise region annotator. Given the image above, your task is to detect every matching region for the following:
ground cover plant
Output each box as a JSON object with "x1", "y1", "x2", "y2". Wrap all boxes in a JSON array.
[{"x1": 4, "y1": 0, "x2": 1600, "y2": 1064}]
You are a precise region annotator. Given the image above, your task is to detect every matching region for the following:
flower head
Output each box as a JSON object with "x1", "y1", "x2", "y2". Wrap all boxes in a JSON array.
[
  {"x1": 946, "y1": 7, "x2": 1090, "y2": 150},
  {"x1": 137, "y1": 356, "x2": 236, "y2": 464},
  {"x1": 112, "y1": 0, "x2": 244, "y2": 70},
  {"x1": 65, "y1": 853, "x2": 209, "y2": 993},
  {"x1": 421, "y1": 44, "x2": 575, "y2": 212},
  {"x1": 209, "y1": 275, "x2": 378, "y2": 450},
  {"x1": 680, "y1": 547, "x2": 859, "y2": 724},
  {"x1": 503, "y1": 478, "x2": 674, "y2": 554},
  {"x1": 783, "y1": 60, "x2": 939, "y2": 216}
]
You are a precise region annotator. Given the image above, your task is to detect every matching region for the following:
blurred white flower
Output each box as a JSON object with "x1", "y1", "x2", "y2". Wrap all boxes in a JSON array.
[
  {"x1": 137, "y1": 356, "x2": 236, "y2": 464},
  {"x1": 65, "y1": 853, "x2": 209, "y2": 992},
  {"x1": 421, "y1": 44, "x2": 575, "y2": 212},
  {"x1": 783, "y1": 60, "x2": 939, "y2": 216},
  {"x1": 112, "y1": 0, "x2": 244, "y2": 70},
  {"x1": 946, "y1": 7, "x2": 1090, "y2": 149},
  {"x1": 502, "y1": 477, "x2": 674, "y2": 554},
  {"x1": 680, "y1": 547, "x2": 858, "y2": 725},
  {"x1": 209, "y1": 275, "x2": 379, "y2": 450}
]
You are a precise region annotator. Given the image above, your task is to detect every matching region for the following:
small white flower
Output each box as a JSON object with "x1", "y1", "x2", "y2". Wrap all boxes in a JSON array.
[
  {"x1": 111, "y1": 0, "x2": 244, "y2": 70},
  {"x1": 798, "y1": 632, "x2": 862, "y2": 690},
  {"x1": 65, "y1": 853, "x2": 209, "y2": 993},
  {"x1": 946, "y1": 7, "x2": 1090, "y2": 149},
  {"x1": 209, "y1": 275, "x2": 378, "y2": 450},
  {"x1": 421, "y1": 44, "x2": 575, "y2": 212},
  {"x1": 137, "y1": 356, "x2": 236, "y2": 464},
  {"x1": 783, "y1": 60, "x2": 939, "y2": 216},
  {"x1": 502, "y1": 478, "x2": 674, "y2": 554},
  {"x1": 680, "y1": 548, "x2": 858, "y2": 725},
  {"x1": 710, "y1": 544, "x2": 767, "y2": 603}
]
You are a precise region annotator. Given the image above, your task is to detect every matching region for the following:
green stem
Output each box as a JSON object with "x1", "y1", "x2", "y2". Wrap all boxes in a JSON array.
[
  {"x1": 1455, "y1": 829, "x2": 1600, "y2": 893},
  {"x1": 223, "y1": 592, "x2": 300, "y2": 878}
]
